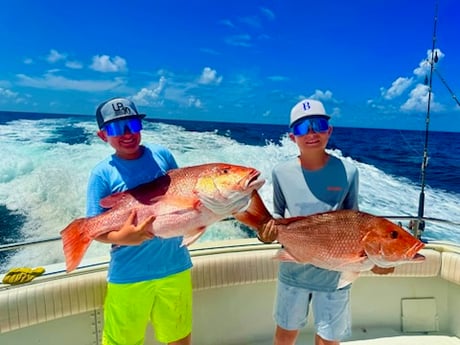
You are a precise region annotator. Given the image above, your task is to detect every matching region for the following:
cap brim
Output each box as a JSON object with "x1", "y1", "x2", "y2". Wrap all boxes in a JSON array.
[
  {"x1": 290, "y1": 114, "x2": 331, "y2": 127},
  {"x1": 103, "y1": 114, "x2": 146, "y2": 125}
]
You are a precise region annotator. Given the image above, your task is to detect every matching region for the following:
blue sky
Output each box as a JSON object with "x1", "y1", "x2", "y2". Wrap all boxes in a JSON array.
[{"x1": 1, "y1": 0, "x2": 460, "y2": 131}]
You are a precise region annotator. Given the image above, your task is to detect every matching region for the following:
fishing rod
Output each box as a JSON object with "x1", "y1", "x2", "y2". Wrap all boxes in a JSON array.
[
  {"x1": 414, "y1": 1, "x2": 439, "y2": 239},
  {"x1": 413, "y1": 1, "x2": 460, "y2": 239}
]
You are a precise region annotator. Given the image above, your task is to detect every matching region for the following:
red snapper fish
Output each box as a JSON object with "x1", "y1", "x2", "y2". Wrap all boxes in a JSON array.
[
  {"x1": 234, "y1": 191, "x2": 425, "y2": 287},
  {"x1": 61, "y1": 163, "x2": 265, "y2": 272}
]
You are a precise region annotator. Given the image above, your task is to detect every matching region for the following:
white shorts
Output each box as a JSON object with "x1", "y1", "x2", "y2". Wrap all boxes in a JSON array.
[{"x1": 274, "y1": 280, "x2": 352, "y2": 341}]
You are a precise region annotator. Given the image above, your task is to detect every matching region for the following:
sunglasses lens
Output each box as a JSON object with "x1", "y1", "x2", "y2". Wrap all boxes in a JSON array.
[
  {"x1": 105, "y1": 118, "x2": 143, "y2": 136},
  {"x1": 292, "y1": 120, "x2": 309, "y2": 136},
  {"x1": 292, "y1": 118, "x2": 329, "y2": 136},
  {"x1": 312, "y1": 118, "x2": 329, "y2": 132}
]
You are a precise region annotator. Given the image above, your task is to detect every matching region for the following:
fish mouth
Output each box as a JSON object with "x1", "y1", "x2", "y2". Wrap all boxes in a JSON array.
[
  {"x1": 407, "y1": 240, "x2": 425, "y2": 260},
  {"x1": 245, "y1": 170, "x2": 265, "y2": 191},
  {"x1": 369, "y1": 238, "x2": 426, "y2": 267},
  {"x1": 411, "y1": 253, "x2": 425, "y2": 262}
]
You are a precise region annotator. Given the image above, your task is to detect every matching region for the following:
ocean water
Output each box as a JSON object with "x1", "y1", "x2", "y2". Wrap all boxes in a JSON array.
[{"x1": 0, "y1": 111, "x2": 459, "y2": 271}]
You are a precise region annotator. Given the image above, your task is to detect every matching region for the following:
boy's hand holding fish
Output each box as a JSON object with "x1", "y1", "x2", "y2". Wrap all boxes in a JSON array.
[
  {"x1": 96, "y1": 210, "x2": 155, "y2": 245},
  {"x1": 257, "y1": 219, "x2": 278, "y2": 243}
]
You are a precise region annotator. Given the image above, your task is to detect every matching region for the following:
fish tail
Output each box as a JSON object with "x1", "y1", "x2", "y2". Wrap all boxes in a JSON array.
[
  {"x1": 60, "y1": 218, "x2": 92, "y2": 272},
  {"x1": 233, "y1": 190, "x2": 273, "y2": 231}
]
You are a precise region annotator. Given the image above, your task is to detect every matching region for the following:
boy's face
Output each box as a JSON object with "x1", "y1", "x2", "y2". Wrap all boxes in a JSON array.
[
  {"x1": 97, "y1": 120, "x2": 143, "y2": 160},
  {"x1": 289, "y1": 117, "x2": 332, "y2": 153}
]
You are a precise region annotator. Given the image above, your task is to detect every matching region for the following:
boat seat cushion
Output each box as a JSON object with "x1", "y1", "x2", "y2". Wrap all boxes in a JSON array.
[{"x1": 441, "y1": 251, "x2": 460, "y2": 285}]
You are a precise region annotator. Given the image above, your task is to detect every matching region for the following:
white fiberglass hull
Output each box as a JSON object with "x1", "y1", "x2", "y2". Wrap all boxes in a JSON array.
[{"x1": 1, "y1": 239, "x2": 459, "y2": 345}]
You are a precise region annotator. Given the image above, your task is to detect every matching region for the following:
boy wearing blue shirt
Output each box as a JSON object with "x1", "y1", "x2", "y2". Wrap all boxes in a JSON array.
[{"x1": 87, "y1": 97, "x2": 192, "y2": 345}]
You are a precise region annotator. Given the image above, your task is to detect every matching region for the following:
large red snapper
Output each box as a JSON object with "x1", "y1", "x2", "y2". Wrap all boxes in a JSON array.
[
  {"x1": 234, "y1": 191, "x2": 425, "y2": 286},
  {"x1": 61, "y1": 163, "x2": 265, "y2": 272}
]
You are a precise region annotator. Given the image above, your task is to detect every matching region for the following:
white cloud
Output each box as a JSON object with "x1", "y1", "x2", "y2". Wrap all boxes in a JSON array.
[
  {"x1": 132, "y1": 76, "x2": 166, "y2": 106},
  {"x1": 43, "y1": 49, "x2": 83, "y2": 69},
  {"x1": 225, "y1": 35, "x2": 252, "y2": 47},
  {"x1": 381, "y1": 77, "x2": 413, "y2": 100},
  {"x1": 239, "y1": 16, "x2": 262, "y2": 29},
  {"x1": 377, "y1": 48, "x2": 445, "y2": 110},
  {"x1": 47, "y1": 49, "x2": 67, "y2": 63},
  {"x1": 330, "y1": 106, "x2": 341, "y2": 117},
  {"x1": 90, "y1": 55, "x2": 127, "y2": 72},
  {"x1": 262, "y1": 109, "x2": 271, "y2": 117},
  {"x1": 65, "y1": 61, "x2": 83, "y2": 69},
  {"x1": 198, "y1": 67, "x2": 222, "y2": 85},
  {"x1": 310, "y1": 89, "x2": 334, "y2": 101},
  {"x1": 220, "y1": 19, "x2": 236, "y2": 29},
  {"x1": 413, "y1": 48, "x2": 445, "y2": 77},
  {"x1": 188, "y1": 96, "x2": 202, "y2": 108},
  {"x1": 400, "y1": 84, "x2": 442, "y2": 112},
  {"x1": 267, "y1": 75, "x2": 289, "y2": 82},
  {"x1": 0, "y1": 87, "x2": 28, "y2": 105},
  {"x1": 200, "y1": 48, "x2": 220, "y2": 55},
  {"x1": 132, "y1": 74, "x2": 206, "y2": 109},
  {"x1": 260, "y1": 7, "x2": 275, "y2": 20},
  {"x1": 16, "y1": 73, "x2": 125, "y2": 92},
  {"x1": 0, "y1": 87, "x2": 18, "y2": 98}
]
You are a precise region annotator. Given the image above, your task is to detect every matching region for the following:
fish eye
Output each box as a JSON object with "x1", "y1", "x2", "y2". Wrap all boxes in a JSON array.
[{"x1": 390, "y1": 230, "x2": 399, "y2": 239}]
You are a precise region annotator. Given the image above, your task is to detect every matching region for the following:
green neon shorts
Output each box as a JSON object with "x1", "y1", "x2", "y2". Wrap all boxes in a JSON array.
[{"x1": 102, "y1": 269, "x2": 192, "y2": 345}]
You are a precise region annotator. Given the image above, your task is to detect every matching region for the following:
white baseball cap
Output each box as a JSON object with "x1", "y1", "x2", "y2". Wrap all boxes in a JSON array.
[{"x1": 290, "y1": 99, "x2": 330, "y2": 127}]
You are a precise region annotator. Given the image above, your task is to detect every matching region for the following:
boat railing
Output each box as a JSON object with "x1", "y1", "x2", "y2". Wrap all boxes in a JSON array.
[{"x1": 0, "y1": 215, "x2": 459, "y2": 255}]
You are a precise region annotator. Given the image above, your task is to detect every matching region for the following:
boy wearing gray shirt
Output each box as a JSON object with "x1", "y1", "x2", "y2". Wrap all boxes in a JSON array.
[{"x1": 258, "y1": 99, "x2": 392, "y2": 345}]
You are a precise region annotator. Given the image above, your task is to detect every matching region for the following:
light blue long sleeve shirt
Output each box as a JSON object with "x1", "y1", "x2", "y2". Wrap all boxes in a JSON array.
[{"x1": 272, "y1": 155, "x2": 359, "y2": 291}]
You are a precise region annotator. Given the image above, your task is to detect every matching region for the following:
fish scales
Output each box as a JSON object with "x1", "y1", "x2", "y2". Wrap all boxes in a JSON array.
[
  {"x1": 234, "y1": 190, "x2": 425, "y2": 283},
  {"x1": 61, "y1": 163, "x2": 265, "y2": 272}
]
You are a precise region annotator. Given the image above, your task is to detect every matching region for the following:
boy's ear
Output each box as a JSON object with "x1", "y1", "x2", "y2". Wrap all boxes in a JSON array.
[{"x1": 97, "y1": 130, "x2": 108, "y2": 142}]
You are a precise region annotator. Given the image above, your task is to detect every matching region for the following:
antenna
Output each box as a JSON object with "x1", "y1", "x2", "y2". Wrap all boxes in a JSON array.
[{"x1": 414, "y1": 1, "x2": 438, "y2": 239}]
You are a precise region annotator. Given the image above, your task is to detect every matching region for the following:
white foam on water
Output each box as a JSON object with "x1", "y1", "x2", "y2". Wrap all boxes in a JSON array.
[{"x1": 0, "y1": 117, "x2": 459, "y2": 268}]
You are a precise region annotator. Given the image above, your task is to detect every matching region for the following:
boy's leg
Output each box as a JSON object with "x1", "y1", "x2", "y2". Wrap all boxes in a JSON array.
[{"x1": 151, "y1": 270, "x2": 192, "y2": 344}]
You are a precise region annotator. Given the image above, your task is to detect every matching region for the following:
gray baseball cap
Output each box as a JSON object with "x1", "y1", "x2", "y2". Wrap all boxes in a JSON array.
[{"x1": 96, "y1": 97, "x2": 146, "y2": 129}]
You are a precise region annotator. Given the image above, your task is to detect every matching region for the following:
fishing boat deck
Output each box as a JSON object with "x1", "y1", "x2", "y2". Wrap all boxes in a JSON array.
[{"x1": 1, "y1": 239, "x2": 459, "y2": 345}]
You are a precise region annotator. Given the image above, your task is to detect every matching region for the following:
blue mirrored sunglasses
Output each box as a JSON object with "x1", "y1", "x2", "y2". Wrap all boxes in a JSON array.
[
  {"x1": 104, "y1": 118, "x2": 143, "y2": 137},
  {"x1": 292, "y1": 117, "x2": 329, "y2": 136}
]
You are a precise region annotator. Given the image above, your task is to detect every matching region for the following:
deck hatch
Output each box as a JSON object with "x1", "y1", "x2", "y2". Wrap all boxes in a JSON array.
[{"x1": 401, "y1": 297, "x2": 439, "y2": 333}]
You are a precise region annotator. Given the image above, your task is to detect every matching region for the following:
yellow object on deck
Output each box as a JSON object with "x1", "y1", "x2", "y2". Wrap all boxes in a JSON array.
[{"x1": 2, "y1": 267, "x2": 45, "y2": 285}]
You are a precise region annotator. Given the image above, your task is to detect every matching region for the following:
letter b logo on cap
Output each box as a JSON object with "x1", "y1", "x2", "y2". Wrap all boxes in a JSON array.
[{"x1": 302, "y1": 102, "x2": 311, "y2": 111}]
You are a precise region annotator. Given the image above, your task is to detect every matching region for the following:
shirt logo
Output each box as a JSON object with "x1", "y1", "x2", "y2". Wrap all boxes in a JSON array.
[{"x1": 327, "y1": 186, "x2": 343, "y2": 191}]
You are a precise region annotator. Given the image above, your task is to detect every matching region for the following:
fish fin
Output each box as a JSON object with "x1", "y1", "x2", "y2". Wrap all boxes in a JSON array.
[
  {"x1": 273, "y1": 249, "x2": 300, "y2": 263},
  {"x1": 233, "y1": 190, "x2": 273, "y2": 230},
  {"x1": 181, "y1": 228, "x2": 206, "y2": 247},
  {"x1": 275, "y1": 216, "x2": 308, "y2": 226},
  {"x1": 332, "y1": 255, "x2": 373, "y2": 271},
  {"x1": 337, "y1": 271, "x2": 360, "y2": 289},
  {"x1": 99, "y1": 193, "x2": 126, "y2": 209},
  {"x1": 60, "y1": 218, "x2": 93, "y2": 272}
]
